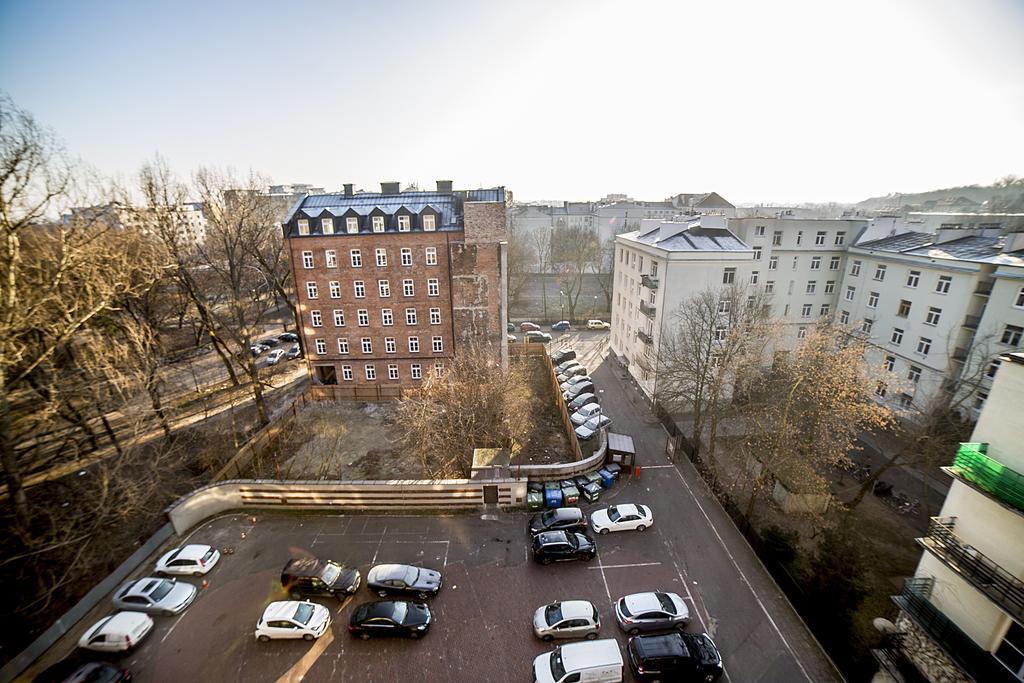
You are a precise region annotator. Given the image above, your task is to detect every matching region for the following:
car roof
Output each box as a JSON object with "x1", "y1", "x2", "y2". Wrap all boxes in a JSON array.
[
  {"x1": 98, "y1": 611, "x2": 151, "y2": 634},
  {"x1": 558, "y1": 600, "x2": 596, "y2": 619},
  {"x1": 283, "y1": 557, "x2": 328, "y2": 576},
  {"x1": 262, "y1": 601, "x2": 305, "y2": 621},
  {"x1": 537, "y1": 530, "x2": 569, "y2": 544},
  {"x1": 123, "y1": 578, "x2": 166, "y2": 597},
  {"x1": 552, "y1": 508, "x2": 583, "y2": 521},
  {"x1": 634, "y1": 632, "x2": 687, "y2": 658},
  {"x1": 369, "y1": 564, "x2": 410, "y2": 581},
  {"x1": 615, "y1": 503, "x2": 643, "y2": 516},
  {"x1": 560, "y1": 639, "x2": 624, "y2": 669},
  {"x1": 623, "y1": 592, "x2": 667, "y2": 612},
  {"x1": 359, "y1": 600, "x2": 403, "y2": 619},
  {"x1": 173, "y1": 544, "x2": 212, "y2": 561}
]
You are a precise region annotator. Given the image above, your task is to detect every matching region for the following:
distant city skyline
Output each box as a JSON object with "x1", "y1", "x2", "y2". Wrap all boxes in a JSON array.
[{"x1": 1, "y1": 0, "x2": 1022, "y2": 205}]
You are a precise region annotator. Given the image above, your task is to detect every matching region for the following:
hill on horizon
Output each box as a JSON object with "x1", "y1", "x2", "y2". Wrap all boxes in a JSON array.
[{"x1": 855, "y1": 176, "x2": 1024, "y2": 213}]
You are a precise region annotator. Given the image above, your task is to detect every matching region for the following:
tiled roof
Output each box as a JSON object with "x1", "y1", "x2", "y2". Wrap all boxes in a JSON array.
[
  {"x1": 620, "y1": 221, "x2": 750, "y2": 252},
  {"x1": 856, "y1": 231, "x2": 1024, "y2": 266}
]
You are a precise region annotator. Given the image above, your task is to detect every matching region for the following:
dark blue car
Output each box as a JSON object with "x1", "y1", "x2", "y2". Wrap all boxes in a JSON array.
[{"x1": 551, "y1": 320, "x2": 571, "y2": 331}]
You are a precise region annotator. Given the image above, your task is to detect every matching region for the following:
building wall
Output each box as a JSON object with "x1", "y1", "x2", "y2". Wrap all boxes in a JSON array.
[
  {"x1": 971, "y1": 353, "x2": 1024, "y2": 469},
  {"x1": 958, "y1": 272, "x2": 1024, "y2": 418}
]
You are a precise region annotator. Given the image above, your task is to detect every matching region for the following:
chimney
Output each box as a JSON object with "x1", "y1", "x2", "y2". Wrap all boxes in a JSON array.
[
  {"x1": 436, "y1": 180, "x2": 453, "y2": 193},
  {"x1": 343, "y1": 183, "x2": 353, "y2": 196},
  {"x1": 1004, "y1": 231, "x2": 1024, "y2": 253},
  {"x1": 380, "y1": 181, "x2": 400, "y2": 194}
]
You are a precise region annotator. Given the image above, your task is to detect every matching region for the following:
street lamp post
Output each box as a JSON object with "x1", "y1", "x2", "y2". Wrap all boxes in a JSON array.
[{"x1": 559, "y1": 290, "x2": 565, "y2": 322}]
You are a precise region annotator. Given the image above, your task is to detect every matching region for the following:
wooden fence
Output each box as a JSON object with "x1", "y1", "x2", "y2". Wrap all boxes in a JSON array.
[{"x1": 307, "y1": 384, "x2": 405, "y2": 401}]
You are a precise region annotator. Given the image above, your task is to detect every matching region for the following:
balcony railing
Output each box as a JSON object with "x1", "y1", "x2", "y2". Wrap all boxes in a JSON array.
[
  {"x1": 974, "y1": 281, "x2": 994, "y2": 296},
  {"x1": 893, "y1": 577, "x2": 1018, "y2": 683},
  {"x1": 871, "y1": 636, "x2": 929, "y2": 683},
  {"x1": 634, "y1": 354, "x2": 653, "y2": 373},
  {"x1": 641, "y1": 274, "x2": 659, "y2": 290},
  {"x1": 951, "y1": 347, "x2": 969, "y2": 363},
  {"x1": 639, "y1": 300, "x2": 656, "y2": 318},
  {"x1": 918, "y1": 517, "x2": 1024, "y2": 623},
  {"x1": 636, "y1": 330, "x2": 653, "y2": 345},
  {"x1": 949, "y1": 442, "x2": 1024, "y2": 514},
  {"x1": 962, "y1": 315, "x2": 981, "y2": 330}
]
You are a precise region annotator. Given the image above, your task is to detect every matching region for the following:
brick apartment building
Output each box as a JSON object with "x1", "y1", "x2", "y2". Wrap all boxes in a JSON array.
[{"x1": 282, "y1": 181, "x2": 509, "y2": 388}]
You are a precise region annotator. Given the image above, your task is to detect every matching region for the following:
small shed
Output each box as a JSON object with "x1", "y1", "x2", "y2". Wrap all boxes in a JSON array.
[
  {"x1": 471, "y1": 448, "x2": 511, "y2": 480},
  {"x1": 606, "y1": 432, "x2": 636, "y2": 467}
]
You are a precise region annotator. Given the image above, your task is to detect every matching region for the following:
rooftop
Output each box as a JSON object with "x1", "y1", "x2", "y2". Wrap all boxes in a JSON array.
[
  {"x1": 855, "y1": 231, "x2": 1024, "y2": 267},
  {"x1": 618, "y1": 217, "x2": 750, "y2": 253}
]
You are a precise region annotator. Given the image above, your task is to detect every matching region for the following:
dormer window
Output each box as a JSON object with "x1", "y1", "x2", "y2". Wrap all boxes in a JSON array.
[
  {"x1": 423, "y1": 214, "x2": 436, "y2": 231},
  {"x1": 372, "y1": 216, "x2": 385, "y2": 233},
  {"x1": 398, "y1": 215, "x2": 411, "y2": 232},
  {"x1": 346, "y1": 217, "x2": 359, "y2": 234},
  {"x1": 297, "y1": 219, "x2": 310, "y2": 235},
  {"x1": 321, "y1": 218, "x2": 334, "y2": 234}
]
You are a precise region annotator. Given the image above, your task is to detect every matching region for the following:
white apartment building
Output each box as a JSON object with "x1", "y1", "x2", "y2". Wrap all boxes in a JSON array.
[{"x1": 876, "y1": 351, "x2": 1024, "y2": 683}]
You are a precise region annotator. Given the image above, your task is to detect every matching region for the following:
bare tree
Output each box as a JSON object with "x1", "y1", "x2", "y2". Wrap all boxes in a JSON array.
[
  {"x1": 552, "y1": 225, "x2": 600, "y2": 320},
  {"x1": 506, "y1": 232, "x2": 534, "y2": 307},
  {"x1": 529, "y1": 228, "x2": 553, "y2": 320},
  {"x1": 593, "y1": 238, "x2": 615, "y2": 314}
]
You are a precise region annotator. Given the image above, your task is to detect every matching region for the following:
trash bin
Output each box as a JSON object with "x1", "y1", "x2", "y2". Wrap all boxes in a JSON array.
[
  {"x1": 598, "y1": 468, "x2": 615, "y2": 489},
  {"x1": 581, "y1": 482, "x2": 602, "y2": 503},
  {"x1": 561, "y1": 484, "x2": 580, "y2": 505},
  {"x1": 559, "y1": 479, "x2": 575, "y2": 490},
  {"x1": 527, "y1": 491, "x2": 544, "y2": 511},
  {"x1": 527, "y1": 481, "x2": 543, "y2": 493},
  {"x1": 573, "y1": 475, "x2": 590, "y2": 489},
  {"x1": 545, "y1": 486, "x2": 563, "y2": 508},
  {"x1": 604, "y1": 463, "x2": 622, "y2": 479},
  {"x1": 584, "y1": 472, "x2": 602, "y2": 487}
]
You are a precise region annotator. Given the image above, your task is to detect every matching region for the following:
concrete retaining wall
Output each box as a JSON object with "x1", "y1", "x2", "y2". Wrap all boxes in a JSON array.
[{"x1": 516, "y1": 430, "x2": 608, "y2": 481}]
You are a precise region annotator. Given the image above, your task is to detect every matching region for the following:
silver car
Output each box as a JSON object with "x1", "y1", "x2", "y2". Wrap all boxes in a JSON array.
[
  {"x1": 533, "y1": 600, "x2": 601, "y2": 641},
  {"x1": 614, "y1": 591, "x2": 689, "y2": 634},
  {"x1": 113, "y1": 577, "x2": 198, "y2": 616}
]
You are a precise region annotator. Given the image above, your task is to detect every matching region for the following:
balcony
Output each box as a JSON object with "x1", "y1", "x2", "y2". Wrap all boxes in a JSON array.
[
  {"x1": 918, "y1": 517, "x2": 1024, "y2": 623},
  {"x1": 639, "y1": 300, "x2": 657, "y2": 318},
  {"x1": 871, "y1": 635, "x2": 929, "y2": 683},
  {"x1": 636, "y1": 330, "x2": 654, "y2": 345},
  {"x1": 962, "y1": 315, "x2": 981, "y2": 330},
  {"x1": 947, "y1": 442, "x2": 1024, "y2": 515},
  {"x1": 974, "y1": 281, "x2": 994, "y2": 297},
  {"x1": 641, "y1": 274, "x2": 659, "y2": 290},
  {"x1": 951, "y1": 347, "x2": 969, "y2": 363},
  {"x1": 893, "y1": 577, "x2": 1018, "y2": 683},
  {"x1": 634, "y1": 354, "x2": 653, "y2": 373}
]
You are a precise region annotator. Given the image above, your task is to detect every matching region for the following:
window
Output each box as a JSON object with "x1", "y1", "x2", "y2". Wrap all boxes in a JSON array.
[
  {"x1": 751, "y1": 246, "x2": 762, "y2": 261},
  {"x1": 824, "y1": 280, "x2": 836, "y2": 294},
  {"x1": 314, "y1": 338, "x2": 326, "y2": 355},
  {"x1": 1002, "y1": 324, "x2": 1023, "y2": 346},
  {"x1": 898, "y1": 393, "x2": 913, "y2": 408},
  {"x1": 840, "y1": 310, "x2": 850, "y2": 324},
  {"x1": 297, "y1": 219, "x2": 309, "y2": 235},
  {"x1": 338, "y1": 338, "x2": 349, "y2": 354},
  {"x1": 378, "y1": 280, "x2": 390, "y2": 297},
  {"x1": 430, "y1": 307, "x2": 441, "y2": 324},
  {"x1": 806, "y1": 256, "x2": 817, "y2": 270},
  {"x1": 925, "y1": 307, "x2": 941, "y2": 325},
  {"x1": 765, "y1": 281, "x2": 775, "y2": 293},
  {"x1": 987, "y1": 359, "x2": 1001, "y2": 378},
  {"x1": 772, "y1": 231, "x2": 782, "y2": 246},
  {"x1": 342, "y1": 365, "x2": 353, "y2": 381},
  {"x1": 884, "y1": 355, "x2": 895, "y2": 372},
  {"x1": 411, "y1": 363, "x2": 422, "y2": 379},
  {"x1": 875, "y1": 382, "x2": 887, "y2": 398},
  {"x1": 302, "y1": 251, "x2": 314, "y2": 269},
  {"x1": 815, "y1": 231, "x2": 826, "y2": 245},
  {"x1": 354, "y1": 281, "x2": 365, "y2": 298},
  {"x1": 408, "y1": 336, "x2": 420, "y2": 352},
  {"x1": 851, "y1": 260, "x2": 861, "y2": 276},
  {"x1": 401, "y1": 248, "x2": 412, "y2": 266},
  {"x1": 310, "y1": 310, "x2": 322, "y2": 327},
  {"x1": 423, "y1": 214, "x2": 436, "y2": 231},
  {"x1": 829, "y1": 256, "x2": 840, "y2": 271},
  {"x1": 432, "y1": 336, "x2": 443, "y2": 352},
  {"x1": 372, "y1": 216, "x2": 385, "y2": 233},
  {"x1": 769, "y1": 256, "x2": 779, "y2": 271},
  {"x1": 406, "y1": 308, "x2": 417, "y2": 325},
  {"x1": 806, "y1": 281, "x2": 816, "y2": 294},
  {"x1": 639, "y1": 257, "x2": 644, "y2": 271},
  {"x1": 388, "y1": 364, "x2": 399, "y2": 379},
  {"x1": 346, "y1": 217, "x2": 359, "y2": 234},
  {"x1": 715, "y1": 326, "x2": 727, "y2": 342},
  {"x1": 376, "y1": 248, "x2": 387, "y2": 267},
  {"x1": 333, "y1": 309, "x2": 345, "y2": 326},
  {"x1": 361, "y1": 338, "x2": 372, "y2": 354},
  {"x1": 718, "y1": 300, "x2": 731, "y2": 314},
  {"x1": 861, "y1": 318, "x2": 874, "y2": 334},
  {"x1": 906, "y1": 270, "x2": 920, "y2": 288},
  {"x1": 801, "y1": 304, "x2": 812, "y2": 318},
  {"x1": 820, "y1": 303, "x2": 830, "y2": 316},
  {"x1": 835, "y1": 232, "x2": 845, "y2": 245},
  {"x1": 974, "y1": 391, "x2": 988, "y2": 411},
  {"x1": 896, "y1": 299, "x2": 911, "y2": 317},
  {"x1": 385, "y1": 337, "x2": 396, "y2": 353},
  {"x1": 873, "y1": 264, "x2": 887, "y2": 281},
  {"x1": 751, "y1": 271, "x2": 759, "y2": 285},
  {"x1": 350, "y1": 249, "x2": 362, "y2": 267},
  {"x1": 845, "y1": 285, "x2": 856, "y2": 301},
  {"x1": 427, "y1": 279, "x2": 439, "y2": 296},
  {"x1": 357, "y1": 309, "x2": 369, "y2": 326},
  {"x1": 325, "y1": 249, "x2": 337, "y2": 268},
  {"x1": 365, "y1": 365, "x2": 376, "y2": 380},
  {"x1": 1016, "y1": 286, "x2": 1024, "y2": 308},
  {"x1": 321, "y1": 218, "x2": 334, "y2": 234},
  {"x1": 381, "y1": 309, "x2": 394, "y2": 326},
  {"x1": 722, "y1": 268, "x2": 736, "y2": 284},
  {"x1": 754, "y1": 225, "x2": 766, "y2": 237},
  {"x1": 425, "y1": 247, "x2": 437, "y2": 265},
  {"x1": 796, "y1": 231, "x2": 803, "y2": 245},
  {"x1": 996, "y1": 613, "x2": 1024, "y2": 680},
  {"x1": 398, "y1": 215, "x2": 411, "y2": 232},
  {"x1": 651, "y1": 261, "x2": 658, "y2": 276},
  {"x1": 797, "y1": 326, "x2": 807, "y2": 339},
  {"x1": 936, "y1": 275, "x2": 951, "y2": 294},
  {"x1": 916, "y1": 337, "x2": 932, "y2": 356},
  {"x1": 306, "y1": 282, "x2": 318, "y2": 299},
  {"x1": 793, "y1": 256, "x2": 801, "y2": 270},
  {"x1": 434, "y1": 361, "x2": 445, "y2": 377},
  {"x1": 907, "y1": 365, "x2": 922, "y2": 383}
]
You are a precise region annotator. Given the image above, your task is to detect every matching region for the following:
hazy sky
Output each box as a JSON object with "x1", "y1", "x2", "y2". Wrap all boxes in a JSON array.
[{"x1": 2, "y1": 0, "x2": 1022, "y2": 204}]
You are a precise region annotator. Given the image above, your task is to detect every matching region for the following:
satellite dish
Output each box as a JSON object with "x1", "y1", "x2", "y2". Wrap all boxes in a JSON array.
[{"x1": 873, "y1": 618, "x2": 898, "y2": 634}]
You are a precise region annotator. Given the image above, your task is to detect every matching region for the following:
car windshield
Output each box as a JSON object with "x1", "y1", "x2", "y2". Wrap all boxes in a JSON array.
[
  {"x1": 550, "y1": 648, "x2": 566, "y2": 680},
  {"x1": 149, "y1": 579, "x2": 174, "y2": 601},
  {"x1": 540, "y1": 510, "x2": 556, "y2": 524},
  {"x1": 320, "y1": 562, "x2": 341, "y2": 584},
  {"x1": 293, "y1": 602, "x2": 316, "y2": 625},
  {"x1": 657, "y1": 593, "x2": 675, "y2": 612},
  {"x1": 403, "y1": 566, "x2": 420, "y2": 585},
  {"x1": 390, "y1": 601, "x2": 409, "y2": 623},
  {"x1": 619, "y1": 600, "x2": 633, "y2": 617},
  {"x1": 608, "y1": 507, "x2": 621, "y2": 522},
  {"x1": 545, "y1": 603, "x2": 563, "y2": 625}
]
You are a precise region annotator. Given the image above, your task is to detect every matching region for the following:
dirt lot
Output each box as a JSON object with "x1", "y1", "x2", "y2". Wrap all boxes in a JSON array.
[{"x1": 509, "y1": 354, "x2": 573, "y2": 466}]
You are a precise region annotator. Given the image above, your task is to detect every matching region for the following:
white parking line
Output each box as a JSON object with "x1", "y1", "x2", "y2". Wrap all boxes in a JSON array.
[
  {"x1": 676, "y1": 569, "x2": 732, "y2": 683},
  {"x1": 370, "y1": 526, "x2": 387, "y2": 565},
  {"x1": 585, "y1": 562, "x2": 661, "y2": 570},
  {"x1": 594, "y1": 557, "x2": 612, "y2": 605},
  {"x1": 640, "y1": 464, "x2": 675, "y2": 469}
]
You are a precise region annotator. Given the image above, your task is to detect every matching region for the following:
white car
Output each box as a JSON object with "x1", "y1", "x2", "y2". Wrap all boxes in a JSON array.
[
  {"x1": 255, "y1": 601, "x2": 332, "y2": 642},
  {"x1": 78, "y1": 611, "x2": 154, "y2": 652},
  {"x1": 560, "y1": 375, "x2": 592, "y2": 393},
  {"x1": 591, "y1": 504, "x2": 653, "y2": 534},
  {"x1": 533, "y1": 600, "x2": 601, "y2": 641},
  {"x1": 574, "y1": 415, "x2": 612, "y2": 441},
  {"x1": 570, "y1": 403, "x2": 602, "y2": 427},
  {"x1": 155, "y1": 544, "x2": 221, "y2": 577},
  {"x1": 265, "y1": 348, "x2": 286, "y2": 365},
  {"x1": 112, "y1": 577, "x2": 197, "y2": 615},
  {"x1": 586, "y1": 320, "x2": 611, "y2": 330}
]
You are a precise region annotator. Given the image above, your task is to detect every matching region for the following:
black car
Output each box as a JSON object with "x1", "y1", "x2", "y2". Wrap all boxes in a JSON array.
[
  {"x1": 627, "y1": 632, "x2": 724, "y2": 682},
  {"x1": 348, "y1": 600, "x2": 431, "y2": 639},
  {"x1": 551, "y1": 349, "x2": 577, "y2": 365},
  {"x1": 277, "y1": 332, "x2": 299, "y2": 343},
  {"x1": 529, "y1": 507, "x2": 588, "y2": 535},
  {"x1": 258, "y1": 337, "x2": 279, "y2": 347},
  {"x1": 281, "y1": 557, "x2": 361, "y2": 600},
  {"x1": 35, "y1": 659, "x2": 132, "y2": 683},
  {"x1": 366, "y1": 563, "x2": 443, "y2": 598},
  {"x1": 532, "y1": 530, "x2": 596, "y2": 564}
]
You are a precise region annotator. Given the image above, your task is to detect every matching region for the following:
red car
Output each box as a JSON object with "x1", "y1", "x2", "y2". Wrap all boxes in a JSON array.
[{"x1": 520, "y1": 322, "x2": 541, "y2": 332}]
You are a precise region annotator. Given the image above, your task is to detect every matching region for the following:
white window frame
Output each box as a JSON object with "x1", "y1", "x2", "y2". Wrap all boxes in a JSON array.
[
  {"x1": 845, "y1": 286, "x2": 856, "y2": 301},
  {"x1": 321, "y1": 218, "x2": 334, "y2": 234},
  {"x1": 297, "y1": 219, "x2": 310, "y2": 235},
  {"x1": 306, "y1": 282, "x2": 318, "y2": 299},
  {"x1": 815, "y1": 231, "x2": 826, "y2": 245},
  {"x1": 314, "y1": 338, "x2": 326, "y2": 355},
  {"x1": 388, "y1": 364, "x2": 399, "y2": 380},
  {"x1": 430, "y1": 307, "x2": 441, "y2": 325},
  {"x1": 867, "y1": 291, "x2": 879, "y2": 309},
  {"x1": 427, "y1": 279, "x2": 440, "y2": 296},
  {"x1": 425, "y1": 247, "x2": 437, "y2": 265},
  {"x1": 422, "y1": 214, "x2": 436, "y2": 231},
  {"x1": 378, "y1": 280, "x2": 391, "y2": 298},
  {"x1": 916, "y1": 337, "x2": 932, "y2": 356},
  {"x1": 365, "y1": 364, "x2": 376, "y2": 380},
  {"x1": 925, "y1": 307, "x2": 941, "y2": 326},
  {"x1": 346, "y1": 217, "x2": 359, "y2": 234},
  {"x1": 350, "y1": 249, "x2": 362, "y2": 267},
  {"x1": 891, "y1": 328, "x2": 904, "y2": 345},
  {"x1": 753, "y1": 247, "x2": 762, "y2": 261},
  {"x1": 376, "y1": 248, "x2": 387, "y2": 267},
  {"x1": 765, "y1": 281, "x2": 775, "y2": 293},
  {"x1": 357, "y1": 309, "x2": 369, "y2": 326},
  {"x1": 751, "y1": 271, "x2": 759, "y2": 285},
  {"x1": 806, "y1": 281, "x2": 816, "y2": 294},
  {"x1": 382, "y1": 308, "x2": 394, "y2": 326},
  {"x1": 372, "y1": 215, "x2": 385, "y2": 233},
  {"x1": 302, "y1": 250, "x2": 314, "y2": 269},
  {"x1": 906, "y1": 270, "x2": 920, "y2": 288},
  {"x1": 754, "y1": 225, "x2": 766, "y2": 237},
  {"x1": 936, "y1": 275, "x2": 951, "y2": 294},
  {"x1": 333, "y1": 309, "x2": 345, "y2": 327},
  {"x1": 329, "y1": 281, "x2": 341, "y2": 299},
  {"x1": 829, "y1": 256, "x2": 840, "y2": 271},
  {"x1": 325, "y1": 249, "x2": 337, "y2": 268},
  {"x1": 385, "y1": 337, "x2": 396, "y2": 353},
  {"x1": 1015, "y1": 286, "x2": 1024, "y2": 308},
  {"x1": 801, "y1": 304, "x2": 812, "y2": 318},
  {"x1": 342, "y1": 365, "x2": 353, "y2": 381},
  {"x1": 398, "y1": 215, "x2": 411, "y2": 232},
  {"x1": 835, "y1": 232, "x2": 845, "y2": 245},
  {"x1": 411, "y1": 363, "x2": 422, "y2": 379},
  {"x1": 851, "y1": 260, "x2": 861, "y2": 276},
  {"x1": 432, "y1": 336, "x2": 444, "y2": 353},
  {"x1": 810, "y1": 256, "x2": 821, "y2": 271},
  {"x1": 873, "y1": 264, "x2": 887, "y2": 281},
  {"x1": 839, "y1": 310, "x2": 850, "y2": 325},
  {"x1": 722, "y1": 268, "x2": 736, "y2": 284},
  {"x1": 338, "y1": 338, "x2": 349, "y2": 354},
  {"x1": 434, "y1": 361, "x2": 444, "y2": 378},
  {"x1": 824, "y1": 280, "x2": 835, "y2": 294},
  {"x1": 908, "y1": 365, "x2": 922, "y2": 383},
  {"x1": 401, "y1": 248, "x2": 412, "y2": 266},
  {"x1": 354, "y1": 281, "x2": 365, "y2": 298},
  {"x1": 768, "y1": 256, "x2": 778, "y2": 271},
  {"x1": 310, "y1": 310, "x2": 322, "y2": 327},
  {"x1": 361, "y1": 337, "x2": 372, "y2": 354},
  {"x1": 403, "y1": 279, "x2": 415, "y2": 297},
  {"x1": 406, "y1": 308, "x2": 417, "y2": 325},
  {"x1": 408, "y1": 336, "x2": 420, "y2": 353}
]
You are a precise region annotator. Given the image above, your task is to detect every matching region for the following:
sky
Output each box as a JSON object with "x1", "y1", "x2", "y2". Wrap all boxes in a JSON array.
[{"x1": 1, "y1": 0, "x2": 1023, "y2": 205}]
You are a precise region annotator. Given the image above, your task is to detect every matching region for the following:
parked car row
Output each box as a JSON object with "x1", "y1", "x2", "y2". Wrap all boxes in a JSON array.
[
  {"x1": 510, "y1": 320, "x2": 610, "y2": 333},
  {"x1": 551, "y1": 350, "x2": 612, "y2": 443},
  {"x1": 250, "y1": 332, "x2": 303, "y2": 363}
]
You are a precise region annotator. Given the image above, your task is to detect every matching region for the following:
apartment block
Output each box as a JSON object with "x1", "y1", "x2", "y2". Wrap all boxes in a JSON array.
[
  {"x1": 282, "y1": 181, "x2": 508, "y2": 387},
  {"x1": 876, "y1": 352, "x2": 1024, "y2": 683}
]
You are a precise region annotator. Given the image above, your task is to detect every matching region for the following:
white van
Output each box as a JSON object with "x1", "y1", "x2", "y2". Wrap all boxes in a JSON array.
[{"x1": 533, "y1": 638, "x2": 624, "y2": 683}]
